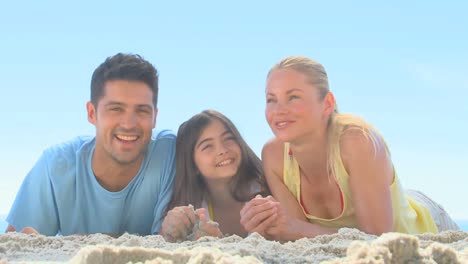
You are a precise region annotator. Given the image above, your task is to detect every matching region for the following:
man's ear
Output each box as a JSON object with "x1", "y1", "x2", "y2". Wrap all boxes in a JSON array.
[
  {"x1": 86, "y1": 101, "x2": 97, "y2": 125},
  {"x1": 152, "y1": 107, "x2": 158, "y2": 129},
  {"x1": 323, "y1": 92, "x2": 336, "y2": 117}
]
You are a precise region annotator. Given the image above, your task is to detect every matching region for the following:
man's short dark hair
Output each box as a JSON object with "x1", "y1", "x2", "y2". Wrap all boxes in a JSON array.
[{"x1": 90, "y1": 53, "x2": 159, "y2": 107}]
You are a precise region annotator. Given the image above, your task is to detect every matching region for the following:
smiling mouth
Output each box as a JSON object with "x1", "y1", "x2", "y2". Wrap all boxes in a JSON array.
[
  {"x1": 216, "y1": 158, "x2": 234, "y2": 167},
  {"x1": 115, "y1": 134, "x2": 139, "y2": 142},
  {"x1": 275, "y1": 121, "x2": 290, "y2": 128}
]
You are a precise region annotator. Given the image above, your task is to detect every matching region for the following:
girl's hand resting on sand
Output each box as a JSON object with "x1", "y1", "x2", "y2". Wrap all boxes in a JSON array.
[
  {"x1": 160, "y1": 205, "x2": 222, "y2": 242},
  {"x1": 188, "y1": 210, "x2": 223, "y2": 241},
  {"x1": 240, "y1": 195, "x2": 279, "y2": 238},
  {"x1": 161, "y1": 205, "x2": 198, "y2": 242}
]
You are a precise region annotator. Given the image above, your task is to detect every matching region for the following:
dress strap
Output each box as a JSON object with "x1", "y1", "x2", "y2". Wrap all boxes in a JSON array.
[{"x1": 208, "y1": 200, "x2": 214, "y2": 220}]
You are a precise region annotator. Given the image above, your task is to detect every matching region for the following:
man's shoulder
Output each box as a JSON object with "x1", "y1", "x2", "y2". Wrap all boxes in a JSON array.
[
  {"x1": 151, "y1": 129, "x2": 176, "y2": 142},
  {"x1": 44, "y1": 136, "x2": 95, "y2": 157},
  {"x1": 149, "y1": 129, "x2": 176, "y2": 149},
  {"x1": 146, "y1": 130, "x2": 176, "y2": 165},
  {"x1": 41, "y1": 136, "x2": 94, "y2": 178}
]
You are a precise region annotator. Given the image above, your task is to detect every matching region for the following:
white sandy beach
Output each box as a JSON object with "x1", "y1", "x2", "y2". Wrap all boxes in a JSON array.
[{"x1": 0, "y1": 228, "x2": 467, "y2": 263}]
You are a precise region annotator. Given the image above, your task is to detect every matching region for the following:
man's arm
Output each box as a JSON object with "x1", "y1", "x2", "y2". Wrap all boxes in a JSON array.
[
  {"x1": 151, "y1": 136, "x2": 176, "y2": 235},
  {"x1": 6, "y1": 149, "x2": 59, "y2": 236},
  {"x1": 5, "y1": 224, "x2": 15, "y2": 232},
  {"x1": 6, "y1": 224, "x2": 40, "y2": 234}
]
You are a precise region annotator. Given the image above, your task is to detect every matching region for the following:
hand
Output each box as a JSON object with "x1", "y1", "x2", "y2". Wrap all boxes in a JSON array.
[
  {"x1": 264, "y1": 202, "x2": 304, "y2": 242},
  {"x1": 20, "y1": 227, "x2": 40, "y2": 235},
  {"x1": 188, "y1": 208, "x2": 223, "y2": 240},
  {"x1": 160, "y1": 205, "x2": 197, "y2": 242},
  {"x1": 240, "y1": 195, "x2": 279, "y2": 237}
]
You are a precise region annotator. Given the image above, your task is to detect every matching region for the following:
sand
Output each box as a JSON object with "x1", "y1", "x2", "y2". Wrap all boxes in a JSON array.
[{"x1": 0, "y1": 228, "x2": 467, "y2": 264}]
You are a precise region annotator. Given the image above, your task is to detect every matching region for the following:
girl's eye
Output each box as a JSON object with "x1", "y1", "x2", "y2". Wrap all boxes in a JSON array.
[
  {"x1": 289, "y1": 95, "x2": 299, "y2": 100},
  {"x1": 266, "y1": 98, "x2": 276, "y2": 104},
  {"x1": 201, "y1": 144, "x2": 212, "y2": 151},
  {"x1": 225, "y1": 136, "x2": 236, "y2": 142}
]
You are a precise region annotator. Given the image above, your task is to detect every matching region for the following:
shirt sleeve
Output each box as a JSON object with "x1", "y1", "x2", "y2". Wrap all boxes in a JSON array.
[
  {"x1": 6, "y1": 150, "x2": 59, "y2": 236},
  {"x1": 151, "y1": 137, "x2": 176, "y2": 234}
]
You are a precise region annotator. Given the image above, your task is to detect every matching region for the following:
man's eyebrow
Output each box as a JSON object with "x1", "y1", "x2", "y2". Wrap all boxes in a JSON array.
[
  {"x1": 104, "y1": 101, "x2": 125, "y2": 107},
  {"x1": 136, "y1": 104, "x2": 153, "y2": 109},
  {"x1": 103, "y1": 102, "x2": 153, "y2": 109}
]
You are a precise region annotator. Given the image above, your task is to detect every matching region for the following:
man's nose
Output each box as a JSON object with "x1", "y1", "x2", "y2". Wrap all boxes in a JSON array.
[{"x1": 121, "y1": 112, "x2": 138, "y2": 128}]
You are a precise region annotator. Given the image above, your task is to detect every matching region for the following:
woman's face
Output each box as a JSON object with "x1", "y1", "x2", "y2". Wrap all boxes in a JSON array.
[
  {"x1": 193, "y1": 119, "x2": 242, "y2": 182},
  {"x1": 265, "y1": 69, "x2": 331, "y2": 142}
]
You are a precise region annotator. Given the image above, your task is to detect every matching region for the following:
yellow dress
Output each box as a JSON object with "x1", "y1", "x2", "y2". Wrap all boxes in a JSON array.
[{"x1": 283, "y1": 142, "x2": 438, "y2": 234}]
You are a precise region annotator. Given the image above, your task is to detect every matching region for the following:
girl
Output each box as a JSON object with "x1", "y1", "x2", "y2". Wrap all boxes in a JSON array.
[
  {"x1": 240, "y1": 56, "x2": 459, "y2": 241},
  {"x1": 160, "y1": 110, "x2": 272, "y2": 242}
]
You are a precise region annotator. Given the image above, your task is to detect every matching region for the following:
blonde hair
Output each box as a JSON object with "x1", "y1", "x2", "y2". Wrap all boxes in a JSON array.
[{"x1": 269, "y1": 56, "x2": 389, "y2": 180}]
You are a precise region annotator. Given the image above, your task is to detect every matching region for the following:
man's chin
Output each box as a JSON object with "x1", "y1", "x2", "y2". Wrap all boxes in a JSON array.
[{"x1": 112, "y1": 153, "x2": 144, "y2": 166}]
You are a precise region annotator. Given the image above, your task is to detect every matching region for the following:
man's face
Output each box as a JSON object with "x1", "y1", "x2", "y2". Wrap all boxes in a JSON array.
[{"x1": 87, "y1": 80, "x2": 157, "y2": 166}]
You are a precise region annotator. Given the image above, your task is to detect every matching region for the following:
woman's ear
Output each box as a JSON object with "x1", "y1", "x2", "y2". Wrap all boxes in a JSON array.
[{"x1": 323, "y1": 92, "x2": 336, "y2": 117}]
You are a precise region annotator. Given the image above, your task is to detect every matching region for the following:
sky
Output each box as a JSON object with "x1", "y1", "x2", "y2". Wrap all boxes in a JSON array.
[{"x1": 0, "y1": 1, "x2": 467, "y2": 221}]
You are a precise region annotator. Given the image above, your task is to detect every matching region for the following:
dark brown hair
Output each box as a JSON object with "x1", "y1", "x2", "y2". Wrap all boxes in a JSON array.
[
  {"x1": 90, "y1": 53, "x2": 159, "y2": 107},
  {"x1": 166, "y1": 109, "x2": 269, "y2": 213}
]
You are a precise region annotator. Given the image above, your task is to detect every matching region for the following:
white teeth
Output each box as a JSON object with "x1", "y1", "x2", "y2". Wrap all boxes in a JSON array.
[
  {"x1": 216, "y1": 158, "x2": 234, "y2": 167},
  {"x1": 116, "y1": 135, "x2": 138, "y2": 141},
  {"x1": 277, "y1": 122, "x2": 287, "y2": 127}
]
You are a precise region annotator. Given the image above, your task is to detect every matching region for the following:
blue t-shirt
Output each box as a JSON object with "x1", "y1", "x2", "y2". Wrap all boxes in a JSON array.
[{"x1": 7, "y1": 130, "x2": 176, "y2": 236}]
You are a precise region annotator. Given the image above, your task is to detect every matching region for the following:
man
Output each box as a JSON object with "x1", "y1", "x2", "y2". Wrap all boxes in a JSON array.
[{"x1": 6, "y1": 53, "x2": 175, "y2": 236}]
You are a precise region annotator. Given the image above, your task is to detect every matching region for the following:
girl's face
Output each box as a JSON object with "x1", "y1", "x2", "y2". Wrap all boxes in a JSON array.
[
  {"x1": 265, "y1": 69, "x2": 332, "y2": 142},
  {"x1": 193, "y1": 119, "x2": 242, "y2": 182}
]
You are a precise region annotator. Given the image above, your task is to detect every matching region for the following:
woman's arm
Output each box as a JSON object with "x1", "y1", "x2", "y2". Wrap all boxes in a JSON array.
[
  {"x1": 242, "y1": 139, "x2": 335, "y2": 241},
  {"x1": 340, "y1": 129, "x2": 394, "y2": 235}
]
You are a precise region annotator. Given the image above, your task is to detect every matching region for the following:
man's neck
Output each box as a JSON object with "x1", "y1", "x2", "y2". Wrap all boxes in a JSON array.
[{"x1": 91, "y1": 150, "x2": 144, "y2": 192}]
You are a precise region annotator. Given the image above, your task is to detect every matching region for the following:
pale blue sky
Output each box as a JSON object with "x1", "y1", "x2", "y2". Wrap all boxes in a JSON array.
[{"x1": 0, "y1": 1, "x2": 467, "y2": 220}]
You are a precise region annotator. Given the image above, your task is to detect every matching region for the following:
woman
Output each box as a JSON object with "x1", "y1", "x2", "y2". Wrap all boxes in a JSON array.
[
  {"x1": 240, "y1": 56, "x2": 458, "y2": 241},
  {"x1": 160, "y1": 110, "x2": 272, "y2": 242}
]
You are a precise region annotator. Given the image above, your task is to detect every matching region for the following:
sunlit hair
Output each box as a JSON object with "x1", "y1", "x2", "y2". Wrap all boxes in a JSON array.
[
  {"x1": 268, "y1": 56, "x2": 389, "y2": 180},
  {"x1": 165, "y1": 109, "x2": 269, "y2": 214}
]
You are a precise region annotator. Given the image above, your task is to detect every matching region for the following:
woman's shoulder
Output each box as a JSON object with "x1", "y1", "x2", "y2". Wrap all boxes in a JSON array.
[
  {"x1": 262, "y1": 138, "x2": 284, "y2": 158},
  {"x1": 261, "y1": 138, "x2": 284, "y2": 174}
]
